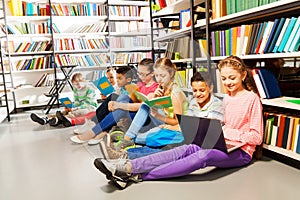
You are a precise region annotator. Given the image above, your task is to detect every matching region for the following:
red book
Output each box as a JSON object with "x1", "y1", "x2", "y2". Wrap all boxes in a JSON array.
[
  {"x1": 158, "y1": 0, "x2": 166, "y2": 9},
  {"x1": 276, "y1": 114, "x2": 286, "y2": 147}
]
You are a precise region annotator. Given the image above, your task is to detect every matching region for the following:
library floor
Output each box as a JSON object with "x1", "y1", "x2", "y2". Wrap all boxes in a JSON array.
[{"x1": 1, "y1": 110, "x2": 300, "y2": 200}]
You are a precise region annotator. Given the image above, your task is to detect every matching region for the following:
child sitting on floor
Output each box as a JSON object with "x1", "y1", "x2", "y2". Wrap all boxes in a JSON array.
[{"x1": 30, "y1": 72, "x2": 98, "y2": 127}]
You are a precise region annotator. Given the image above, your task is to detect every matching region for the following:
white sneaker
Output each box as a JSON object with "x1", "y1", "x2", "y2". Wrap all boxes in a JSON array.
[
  {"x1": 70, "y1": 135, "x2": 87, "y2": 144},
  {"x1": 73, "y1": 118, "x2": 96, "y2": 135},
  {"x1": 88, "y1": 138, "x2": 103, "y2": 145}
]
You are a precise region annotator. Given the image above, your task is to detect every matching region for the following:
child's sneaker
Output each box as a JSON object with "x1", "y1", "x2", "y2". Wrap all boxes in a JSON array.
[
  {"x1": 99, "y1": 139, "x2": 128, "y2": 160},
  {"x1": 114, "y1": 139, "x2": 135, "y2": 151},
  {"x1": 30, "y1": 113, "x2": 48, "y2": 125},
  {"x1": 109, "y1": 126, "x2": 124, "y2": 142},
  {"x1": 94, "y1": 158, "x2": 139, "y2": 190}
]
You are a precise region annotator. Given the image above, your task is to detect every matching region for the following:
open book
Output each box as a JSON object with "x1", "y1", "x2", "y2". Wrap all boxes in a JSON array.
[
  {"x1": 134, "y1": 91, "x2": 172, "y2": 108},
  {"x1": 59, "y1": 97, "x2": 74, "y2": 108},
  {"x1": 93, "y1": 76, "x2": 115, "y2": 96}
]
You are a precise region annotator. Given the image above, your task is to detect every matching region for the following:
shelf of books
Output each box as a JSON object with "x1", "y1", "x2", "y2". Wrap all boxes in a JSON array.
[{"x1": 108, "y1": 0, "x2": 152, "y2": 65}]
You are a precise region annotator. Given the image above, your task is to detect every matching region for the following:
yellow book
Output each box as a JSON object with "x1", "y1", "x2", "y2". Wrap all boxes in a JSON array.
[
  {"x1": 231, "y1": 27, "x2": 238, "y2": 56},
  {"x1": 291, "y1": 117, "x2": 299, "y2": 151},
  {"x1": 8, "y1": 0, "x2": 22, "y2": 16},
  {"x1": 175, "y1": 70, "x2": 186, "y2": 88}
]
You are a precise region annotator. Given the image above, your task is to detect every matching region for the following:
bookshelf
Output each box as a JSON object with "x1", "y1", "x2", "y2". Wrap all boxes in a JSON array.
[
  {"x1": 0, "y1": 0, "x2": 14, "y2": 122},
  {"x1": 151, "y1": 0, "x2": 300, "y2": 161},
  {"x1": 107, "y1": 0, "x2": 152, "y2": 65},
  {"x1": 1, "y1": 0, "x2": 152, "y2": 111}
]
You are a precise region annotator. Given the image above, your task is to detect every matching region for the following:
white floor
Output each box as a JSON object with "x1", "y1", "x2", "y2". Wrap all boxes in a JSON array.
[{"x1": 1, "y1": 110, "x2": 300, "y2": 200}]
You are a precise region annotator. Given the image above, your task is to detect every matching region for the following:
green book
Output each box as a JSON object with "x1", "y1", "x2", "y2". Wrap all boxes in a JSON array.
[
  {"x1": 134, "y1": 91, "x2": 173, "y2": 108},
  {"x1": 286, "y1": 99, "x2": 300, "y2": 105}
]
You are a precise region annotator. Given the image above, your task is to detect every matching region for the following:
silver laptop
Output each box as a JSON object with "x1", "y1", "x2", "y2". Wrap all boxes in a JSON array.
[{"x1": 176, "y1": 114, "x2": 245, "y2": 153}]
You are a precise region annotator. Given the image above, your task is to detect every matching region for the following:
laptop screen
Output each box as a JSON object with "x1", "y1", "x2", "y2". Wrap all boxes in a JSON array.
[{"x1": 176, "y1": 114, "x2": 228, "y2": 153}]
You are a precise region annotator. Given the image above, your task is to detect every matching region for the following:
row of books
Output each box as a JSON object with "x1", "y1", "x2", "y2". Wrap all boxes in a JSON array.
[
  {"x1": 14, "y1": 41, "x2": 52, "y2": 53},
  {"x1": 53, "y1": 38, "x2": 109, "y2": 51},
  {"x1": 264, "y1": 112, "x2": 300, "y2": 154},
  {"x1": 14, "y1": 56, "x2": 52, "y2": 71},
  {"x1": 55, "y1": 54, "x2": 110, "y2": 67},
  {"x1": 52, "y1": 22, "x2": 107, "y2": 34},
  {"x1": 34, "y1": 73, "x2": 54, "y2": 87},
  {"x1": 110, "y1": 36, "x2": 151, "y2": 49},
  {"x1": 164, "y1": 36, "x2": 208, "y2": 60},
  {"x1": 111, "y1": 52, "x2": 152, "y2": 65},
  {"x1": 8, "y1": 0, "x2": 106, "y2": 16},
  {"x1": 211, "y1": 16, "x2": 300, "y2": 57},
  {"x1": 212, "y1": 0, "x2": 280, "y2": 19},
  {"x1": 109, "y1": 21, "x2": 150, "y2": 33},
  {"x1": 50, "y1": 3, "x2": 106, "y2": 16},
  {"x1": 108, "y1": 5, "x2": 141, "y2": 17},
  {"x1": 6, "y1": 21, "x2": 50, "y2": 34},
  {"x1": 175, "y1": 67, "x2": 193, "y2": 89}
]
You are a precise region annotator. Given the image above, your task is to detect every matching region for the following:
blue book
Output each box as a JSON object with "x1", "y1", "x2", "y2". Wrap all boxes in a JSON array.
[
  {"x1": 267, "y1": 18, "x2": 286, "y2": 53},
  {"x1": 284, "y1": 16, "x2": 300, "y2": 52},
  {"x1": 93, "y1": 76, "x2": 114, "y2": 96},
  {"x1": 278, "y1": 17, "x2": 297, "y2": 52},
  {"x1": 257, "y1": 69, "x2": 282, "y2": 99},
  {"x1": 59, "y1": 97, "x2": 74, "y2": 108},
  {"x1": 263, "y1": 18, "x2": 279, "y2": 53}
]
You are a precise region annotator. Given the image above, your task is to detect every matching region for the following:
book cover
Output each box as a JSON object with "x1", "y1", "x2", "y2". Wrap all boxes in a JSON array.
[
  {"x1": 251, "y1": 69, "x2": 266, "y2": 98},
  {"x1": 93, "y1": 76, "x2": 114, "y2": 96},
  {"x1": 179, "y1": 9, "x2": 190, "y2": 29},
  {"x1": 257, "y1": 69, "x2": 282, "y2": 99},
  {"x1": 263, "y1": 18, "x2": 279, "y2": 53},
  {"x1": 286, "y1": 117, "x2": 295, "y2": 150},
  {"x1": 276, "y1": 114, "x2": 286, "y2": 147},
  {"x1": 252, "y1": 22, "x2": 264, "y2": 54},
  {"x1": 278, "y1": 17, "x2": 297, "y2": 52},
  {"x1": 282, "y1": 116, "x2": 291, "y2": 149},
  {"x1": 265, "y1": 114, "x2": 275, "y2": 145},
  {"x1": 242, "y1": 24, "x2": 251, "y2": 55},
  {"x1": 59, "y1": 97, "x2": 74, "y2": 108},
  {"x1": 267, "y1": 18, "x2": 286, "y2": 53},
  {"x1": 134, "y1": 91, "x2": 173, "y2": 108},
  {"x1": 288, "y1": 26, "x2": 300, "y2": 52},
  {"x1": 271, "y1": 115, "x2": 279, "y2": 146},
  {"x1": 272, "y1": 18, "x2": 290, "y2": 53},
  {"x1": 295, "y1": 124, "x2": 300, "y2": 154},
  {"x1": 283, "y1": 16, "x2": 300, "y2": 52},
  {"x1": 258, "y1": 21, "x2": 274, "y2": 54},
  {"x1": 291, "y1": 117, "x2": 300, "y2": 152},
  {"x1": 247, "y1": 23, "x2": 259, "y2": 55}
]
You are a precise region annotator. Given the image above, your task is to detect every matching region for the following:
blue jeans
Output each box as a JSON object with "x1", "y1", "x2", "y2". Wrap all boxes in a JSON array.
[
  {"x1": 125, "y1": 103, "x2": 164, "y2": 141},
  {"x1": 130, "y1": 144, "x2": 252, "y2": 180},
  {"x1": 92, "y1": 94, "x2": 135, "y2": 135}
]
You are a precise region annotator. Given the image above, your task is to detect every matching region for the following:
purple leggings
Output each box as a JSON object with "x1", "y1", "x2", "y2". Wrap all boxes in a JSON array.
[{"x1": 130, "y1": 144, "x2": 251, "y2": 180}]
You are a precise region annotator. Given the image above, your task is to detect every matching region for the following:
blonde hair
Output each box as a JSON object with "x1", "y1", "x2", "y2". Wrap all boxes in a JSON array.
[
  {"x1": 153, "y1": 58, "x2": 177, "y2": 79},
  {"x1": 71, "y1": 73, "x2": 84, "y2": 83},
  {"x1": 218, "y1": 55, "x2": 256, "y2": 92}
]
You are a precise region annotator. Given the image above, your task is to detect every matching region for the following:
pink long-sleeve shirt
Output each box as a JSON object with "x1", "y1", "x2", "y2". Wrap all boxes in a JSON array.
[{"x1": 222, "y1": 90, "x2": 263, "y2": 158}]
